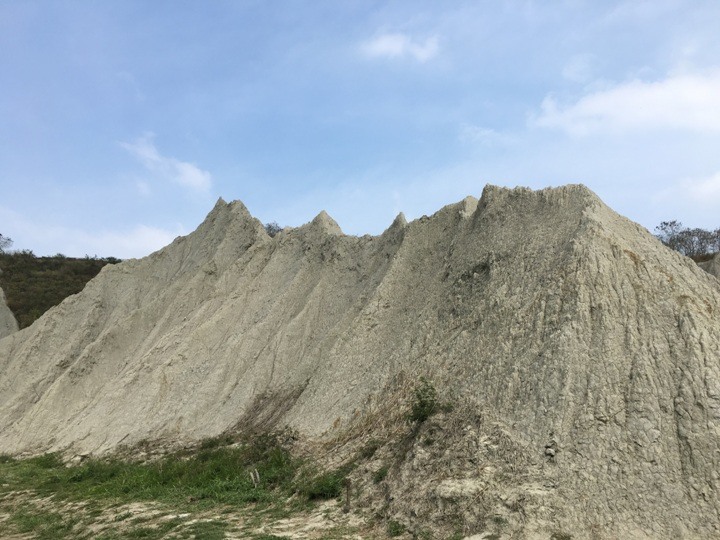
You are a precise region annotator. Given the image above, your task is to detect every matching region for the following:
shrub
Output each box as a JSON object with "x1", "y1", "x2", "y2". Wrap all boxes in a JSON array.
[
  {"x1": 297, "y1": 469, "x2": 345, "y2": 500},
  {"x1": 408, "y1": 377, "x2": 438, "y2": 424},
  {"x1": 264, "y1": 222, "x2": 282, "y2": 237},
  {"x1": 387, "y1": 520, "x2": 405, "y2": 537}
]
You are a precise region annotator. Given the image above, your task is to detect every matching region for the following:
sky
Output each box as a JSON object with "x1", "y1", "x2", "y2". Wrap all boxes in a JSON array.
[{"x1": 1, "y1": 0, "x2": 720, "y2": 259}]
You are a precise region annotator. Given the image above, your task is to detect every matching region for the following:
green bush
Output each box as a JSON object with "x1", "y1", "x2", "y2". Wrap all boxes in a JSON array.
[
  {"x1": 387, "y1": 520, "x2": 405, "y2": 537},
  {"x1": 408, "y1": 377, "x2": 439, "y2": 424},
  {"x1": 297, "y1": 469, "x2": 345, "y2": 500}
]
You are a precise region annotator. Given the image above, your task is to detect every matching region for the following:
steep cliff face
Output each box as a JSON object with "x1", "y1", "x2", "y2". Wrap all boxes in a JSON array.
[{"x1": 1, "y1": 185, "x2": 719, "y2": 538}]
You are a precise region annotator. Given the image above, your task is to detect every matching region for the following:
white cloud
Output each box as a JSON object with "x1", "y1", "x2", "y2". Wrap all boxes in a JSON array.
[
  {"x1": 360, "y1": 33, "x2": 439, "y2": 63},
  {"x1": 534, "y1": 72, "x2": 720, "y2": 135},
  {"x1": 121, "y1": 133, "x2": 212, "y2": 192}
]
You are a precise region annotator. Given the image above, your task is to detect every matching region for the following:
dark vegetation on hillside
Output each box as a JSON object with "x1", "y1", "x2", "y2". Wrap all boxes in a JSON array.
[
  {"x1": 264, "y1": 221, "x2": 283, "y2": 237},
  {"x1": 0, "y1": 251, "x2": 120, "y2": 329},
  {"x1": 654, "y1": 221, "x2": 720, "y2": 261}
]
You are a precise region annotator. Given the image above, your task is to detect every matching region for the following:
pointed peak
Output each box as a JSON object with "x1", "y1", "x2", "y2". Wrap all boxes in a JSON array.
[
  {"x1": 200, "y1": 198, "x2": 256, "y2": 226},
  {"x1": 227, "y1": 200, "x2": 253, "y2": 220},
  {"x1": 203, "y1": 197, "x2": 231, "y2": 222},
  {"x1": 310, "y1": 211, "x2": 343, "y2": 235},
  {"x1": 380, "y1": 212, "x2": 408, "y2": 243}
]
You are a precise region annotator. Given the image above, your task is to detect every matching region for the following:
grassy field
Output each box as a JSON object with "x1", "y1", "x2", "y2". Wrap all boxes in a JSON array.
[{"x1": 0, "y1": 434, "x2": 371, "y2": 539}]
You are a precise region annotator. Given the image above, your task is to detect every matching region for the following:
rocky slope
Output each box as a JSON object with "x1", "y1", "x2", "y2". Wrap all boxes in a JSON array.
[{"x1": 1, "y1": 184, "x2": 719, "y2": 538}]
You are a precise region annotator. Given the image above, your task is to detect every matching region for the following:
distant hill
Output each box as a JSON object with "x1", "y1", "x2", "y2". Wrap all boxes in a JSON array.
[{"x1": 0, "y1": 251, "x2": 120, "y2": 329}]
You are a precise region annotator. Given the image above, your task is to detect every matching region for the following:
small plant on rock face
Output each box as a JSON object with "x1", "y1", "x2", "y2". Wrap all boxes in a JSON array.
[
  {"x1": 373, "y1": 465, "x2": 388, "y2": 483},
  {"x1": 387, "y1": 520, "x2": 405, "y2": 537},
  {"x1": 408, "y1": 377, "x2": 438, "y2": 424},
  {"x1": 358, "y1": 439, "x2": 382, "y2": 460},
  {"x1": 264, "y1": 222, "x2": 282, "y2": 237}
]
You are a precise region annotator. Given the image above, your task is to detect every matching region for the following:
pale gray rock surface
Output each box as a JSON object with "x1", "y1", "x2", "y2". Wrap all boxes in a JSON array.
[
  {"x1": 699, "y1": 251, "x2": 720, "y2": 279},
  {"x1": 1, "y1": 186, "x2": 719, "y2": 538}
]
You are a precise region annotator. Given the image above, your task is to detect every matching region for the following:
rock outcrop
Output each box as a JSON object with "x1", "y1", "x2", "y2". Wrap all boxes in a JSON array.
[
  {"x1": 1, "y1": 185, "x2": 719, "y2": 538},
  {"x1": 0, "y1": 275, "x2": 18, "y2": 339},
  {"x1": 699, "y1": 252, "x2": 720, "y2": 279}
]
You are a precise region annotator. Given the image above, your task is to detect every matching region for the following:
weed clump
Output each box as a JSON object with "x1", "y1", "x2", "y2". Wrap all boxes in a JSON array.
[
  {"x1": 298, "y1": 469, "x2": 345, "y2": 500},
  {"x1": 408, "y1": 377, "x2": 439, "y2": 424},
  {"x1": 387, "y1": 520, "x2": 406, "y2": 537}
]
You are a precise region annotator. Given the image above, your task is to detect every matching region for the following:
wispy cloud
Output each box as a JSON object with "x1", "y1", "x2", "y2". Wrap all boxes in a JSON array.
[
  {"x1": 0, "y1": 204, "x2": 183, "y2": 258},
  {"x1": 459, "y1": 124, "x2": 516, "y2": 147},
  {"x1": 656, "y1": 171, "x2": 720, "y2": 206},
  {"x1": 360, "y1": 33, "x2": 439, "y2": 63},
  {"x1": 121, "y1": 133, "x2": 212, "y2": 192},
  {"x1": 534, "y1": 72, "x2": 720, "y2": 135}
]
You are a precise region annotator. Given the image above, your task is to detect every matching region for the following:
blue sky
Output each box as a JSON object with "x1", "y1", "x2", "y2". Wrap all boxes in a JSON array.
[{"x1": 2, "y1": 0, "x2": 720, "y2": 258}]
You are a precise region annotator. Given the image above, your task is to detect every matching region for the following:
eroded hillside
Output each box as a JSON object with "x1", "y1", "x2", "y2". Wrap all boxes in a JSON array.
[{"x1": 1, "y1": 184, "x2": 719, "y2": 538}]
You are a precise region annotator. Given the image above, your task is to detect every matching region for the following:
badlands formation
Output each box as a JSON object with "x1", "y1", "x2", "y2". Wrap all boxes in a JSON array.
[{"x1": 1, "y1": 184, "x2": 720, "y2": 538}]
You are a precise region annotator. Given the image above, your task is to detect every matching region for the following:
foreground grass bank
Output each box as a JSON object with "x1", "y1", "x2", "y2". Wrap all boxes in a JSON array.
[{"x1": 0, "y1": 434, "x2": 361, "y2": 539}]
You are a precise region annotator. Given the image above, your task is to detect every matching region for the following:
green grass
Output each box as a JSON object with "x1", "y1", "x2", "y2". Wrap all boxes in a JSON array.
[
  {"x1": 0, "y1": 433, "x2": 352, "y2": 540},
  {"x1": 0, "y1": 432, "x2": 360, "y2": 540},
  {"x1": 0, "y1": 435, "x2": 298, "y2": 540},
  {"x1": 8, "y1": 505, "x2": 82, "y2": 539},
  {"x1": 387, "y1": 519, "x2": 405, "y2": 537},
  {"x1": 182, "y1": 520, "x2": 229, "y2": 540},
  {"x1": 3, "y1": 441, "x2": 380, "y2": 539},
  {"x1": 0, "y1": 434, "x2": 304, "y2": 508}
]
